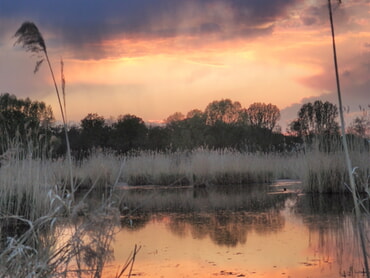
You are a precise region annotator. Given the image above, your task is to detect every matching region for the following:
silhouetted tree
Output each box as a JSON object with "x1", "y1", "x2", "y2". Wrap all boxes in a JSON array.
[
  {"x1": 112, "y1": 114, "x2": 147, "y2": 153},
  {"x1": 247, "y1": 102, "x2": 280, "y2": 131},
  {"x1": 165, "y1": 109, "x2": 209, "y2": 150},
  {"x1": 165, "y1": 117, "x2": 192, "y2": 150},
  {"x1": 0, "y1": 93, "x2": 54, "y2": 154},
  {"x1": 204, "y1": 121, "x2": 245, "y2": 149},
  {"x1": 186, "y1": 109, "x2": 203, "y2": 119},
  {"x1": 165, "y1": 112, "x2": 185, "y2": 124},
  {"x1": 289, "y1": 100, "x2": 339, "y2": 136},
  {"x1": 146, "y1": 125, "x2": 169, "y2": 151},
  {"x1": 204, "y1": 99, "x2": 246, "y2": 125},
  {"x1": 162, "y1": 100, "x2": 286, "y2": 151},
  {"x1": 184, "y1": 110, "x2": 207, "y2": 148},
  {"x1": 80, "y1": 113, "x2": 108, "y2": 150},
  {"x1": 347, "y1": 115, "x2": 369, "y2": 138}
]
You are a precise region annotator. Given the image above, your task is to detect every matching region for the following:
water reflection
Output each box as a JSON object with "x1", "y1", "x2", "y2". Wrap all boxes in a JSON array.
[
  {"x1": 119, "y1": 183, "x2": 292, "y2": 213},
  {"x1": 120, "y1": 184, "x2": 291, "y2": 248},
  {"x1": 294, "y1": 194, "x2": 369, "y2": 276},
  {"x1": 113, "y1": 183, "x2": 369, "y2": 278},
  {"x1": 3, "y1": 181, "x2": 368, "y2": 277},
  {"x1": 162, "y1": 211, "x2": 285, "y2": 247},
  {"x1": 0, "y1": 196, "x2": 127, "y2": 278}
]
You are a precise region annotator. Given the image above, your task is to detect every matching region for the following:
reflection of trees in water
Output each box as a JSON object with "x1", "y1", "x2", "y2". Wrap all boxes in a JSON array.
[
  {"x1": 207, "y1": 212, "x2": 248, "y2": 247},
  {"x1": 119, "y1": 186, "x2": 291, "y2": 247},
  {"x1": 165, "y1": 210, "x2": 285, "y2": 247},
  {"x1": 119, "y1": 185, "x2": 292, "y2": 213},
  {"x1": 294, "y1": 194, "x2": 356, "y2": 216},
  {"x1": 294, "y1": 194, "x2": 370, "y2": 276}
]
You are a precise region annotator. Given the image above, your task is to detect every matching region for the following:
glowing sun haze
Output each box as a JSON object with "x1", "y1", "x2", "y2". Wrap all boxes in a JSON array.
[{"x1": 0, "y1": 0, "x2": 369, "y2": 130}]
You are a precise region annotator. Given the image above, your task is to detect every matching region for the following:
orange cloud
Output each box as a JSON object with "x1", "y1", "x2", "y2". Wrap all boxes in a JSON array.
[{"x1": 2, "y1": 0, "x2": 370, "y2": 129}]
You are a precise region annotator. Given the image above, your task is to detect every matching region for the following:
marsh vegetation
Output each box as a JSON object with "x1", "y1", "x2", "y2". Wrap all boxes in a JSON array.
[
  {"x1": 0, "y1": 141, "x2": 369, "y2": 277},
  {"x1": 1, "y1": 15, "x2": 370, "y2": 277}
]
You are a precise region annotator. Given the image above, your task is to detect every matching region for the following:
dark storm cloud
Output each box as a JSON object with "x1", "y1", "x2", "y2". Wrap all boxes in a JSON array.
[
  {"x1": 299, "y1": 1, "x2": 353, "y2": 30},
  {"x1": 0, "y1": 0, "x2": 299, "y2": 59},
  {"x1": 300, "y1": 5, "x2": 325, "y2": 26},
  {"x1": 228, "y1": 0, "x2": 296, "y2": 24}
]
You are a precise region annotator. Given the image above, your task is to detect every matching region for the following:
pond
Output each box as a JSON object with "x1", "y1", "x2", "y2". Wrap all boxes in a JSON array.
[{"x1": 99, "y1": 180, "x2": 368, "y2": 278}]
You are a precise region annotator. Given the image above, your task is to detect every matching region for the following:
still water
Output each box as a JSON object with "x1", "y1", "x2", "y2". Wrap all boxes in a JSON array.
[{"x1": 102, "y1": 181, "x2": 366, "y2": 278}]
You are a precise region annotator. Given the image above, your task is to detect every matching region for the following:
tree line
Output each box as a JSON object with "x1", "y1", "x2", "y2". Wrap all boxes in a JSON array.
[
  {"x1": 55, "y1": 99, "x2": 287, "y2": 157},
  {"x1": 0, "y1": 93, "x2": 54, "y2": 155},
  {"x1": 0, "y1": 93, "x2": 368, "y2": 158}
]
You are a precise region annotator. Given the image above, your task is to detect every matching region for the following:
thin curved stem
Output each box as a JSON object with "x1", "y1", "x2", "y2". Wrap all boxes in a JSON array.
[
  {"x1": 44, "y1": 51, "x2": 74, "y2": 202},
  {"x1": 328, "y1": 0, "x2": 369, "y2": 276}
]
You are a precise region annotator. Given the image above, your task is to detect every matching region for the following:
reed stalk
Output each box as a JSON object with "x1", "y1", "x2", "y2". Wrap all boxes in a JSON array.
[
  {"x1": 0, "y1": 148, "x2": 138, "y2": 277},
  {"x1": 14, "y1": 21, "x2": 74, "y2": 202},
  {"x1": 7, "y1": 22, "x2": 140, "y2": 277},
  {"x1": 327, "y1": 0, "x2": 369, "y2": 275}
]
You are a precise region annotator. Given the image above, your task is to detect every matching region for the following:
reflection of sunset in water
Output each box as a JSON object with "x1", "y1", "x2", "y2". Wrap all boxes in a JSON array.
[{"x1": 100, "y1": 197, "x2": 361, "y2": 278}]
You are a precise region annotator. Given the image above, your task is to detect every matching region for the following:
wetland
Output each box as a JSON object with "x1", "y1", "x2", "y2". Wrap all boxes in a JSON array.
[{"x1": 98, "y1": 180, "x2": 367, "y2": 277}]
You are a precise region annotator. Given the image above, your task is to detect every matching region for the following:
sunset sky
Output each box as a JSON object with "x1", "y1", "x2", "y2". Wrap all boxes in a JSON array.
[{"x1": 0, "y1": 0, "x2": 369, "y2": 130}]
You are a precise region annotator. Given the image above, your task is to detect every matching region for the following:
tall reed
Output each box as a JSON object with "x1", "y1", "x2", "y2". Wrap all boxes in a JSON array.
[
  {"x1": 0, "y1": 186, "x2": 138, "y2": 278},
  {"x1": 300, "y1": 142, "x2": 369, "y2": 193},
  {"x1": 0, "y1": 145, "x2": 137, "y2": 277},
  {"x1": 0, "y1": 147, "x2": 63, "y2": 220},
  {"x1": 1, "y1": 21, "x2": 138, "y2": 278},
  {"x1": 122, "y1": 149, "x2": 290, "y2": 186},
  {"x1": 327, "y1": 0, "x2": 369, "y2": 275},
  {"x1": 14, "y1": 21, "x2": 74, "y2": 201}
]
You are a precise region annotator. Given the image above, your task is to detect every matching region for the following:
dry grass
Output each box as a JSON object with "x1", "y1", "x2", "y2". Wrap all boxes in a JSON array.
[
  {"x1": 0, "y1": 147, "x2": 136, "y2": 278},
  {"x1": 74, "y1": 151, "x2": 123, "y2": 190},
  {"x1": 0, "y1": 149, "x2": 62, "y2": 220},
  {"x1": 0, "y1": 194, "x2": 134, "y2": 278},
  {"x1": 0, "y1": 149, "x2": 123, "y2": 220},
  {"x1": 122, "y1": 148, "x2": 302, "y2": 186},
  {"x1": 301, "y1": 145, "x2": 369, "y2": 193},
  {"x1": 121, "y1": 146, "x2": 368, "y2": 193},
  {"x1": 1, "y1": 145, "x2": 367, "y2": 218}
]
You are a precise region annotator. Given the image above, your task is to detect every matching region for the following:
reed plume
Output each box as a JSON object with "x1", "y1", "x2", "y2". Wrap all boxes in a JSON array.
[
  {"x1": 14, "y1": 22, "x2": 45, "y2": 73},
  {"x1": 14, "y1": 21, "x2": 74, "y2": 201}
]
